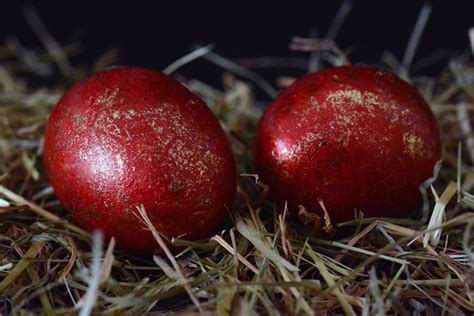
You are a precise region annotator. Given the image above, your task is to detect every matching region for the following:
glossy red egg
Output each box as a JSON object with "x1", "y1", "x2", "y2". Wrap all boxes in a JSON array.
[
  {"x1": 254, "y1": 66, "x2": 442, "y2": 222},
  {"x1": 44, "y1": 67, "x2": 236, "y2": 253}
]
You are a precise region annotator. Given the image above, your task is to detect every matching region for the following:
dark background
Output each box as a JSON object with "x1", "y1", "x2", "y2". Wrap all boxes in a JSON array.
[{"x1": 0, "y1": 1, "x2": 473, "y2": 81}]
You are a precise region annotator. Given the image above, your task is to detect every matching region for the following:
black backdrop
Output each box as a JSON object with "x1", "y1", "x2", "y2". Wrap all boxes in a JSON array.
[{"x1": 1, "y1": 1, "x2": 473, "y2": 79}]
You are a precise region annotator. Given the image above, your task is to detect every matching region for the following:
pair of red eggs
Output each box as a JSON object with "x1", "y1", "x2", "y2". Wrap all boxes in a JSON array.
[{"x1": 43, "y1": 66, "x2": 441, "y2": 253}]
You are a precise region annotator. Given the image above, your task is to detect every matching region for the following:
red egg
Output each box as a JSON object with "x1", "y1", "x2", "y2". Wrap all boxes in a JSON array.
[
  {"x1": 254, "y1": 66, "x2": 442, "y2": 222},
  {"x1": 44, "y1": 67, "x2": 236, "y2": 253}
]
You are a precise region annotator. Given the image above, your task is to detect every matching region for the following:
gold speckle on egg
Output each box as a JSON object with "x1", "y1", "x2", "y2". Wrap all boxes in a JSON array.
[
  {"x1": 403, "y1": 132, "x2": 426, "y2": 159},
  {"x1": 96, "y1": 88, "x2": 120, "y2": 107}
]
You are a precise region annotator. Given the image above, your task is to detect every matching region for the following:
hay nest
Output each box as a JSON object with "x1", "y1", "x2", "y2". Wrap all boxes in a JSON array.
[{"x1": 1, "y1": 5, "x2": 474, "y2": 315}]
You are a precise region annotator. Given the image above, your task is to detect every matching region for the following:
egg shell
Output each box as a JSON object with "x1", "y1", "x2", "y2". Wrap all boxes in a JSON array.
[
  {"x1": 44, "y1": 67, "x2": 236, "y2": 253},
  {"x1": 253, "y1": 66, "x2": 442, "y2": 222}
]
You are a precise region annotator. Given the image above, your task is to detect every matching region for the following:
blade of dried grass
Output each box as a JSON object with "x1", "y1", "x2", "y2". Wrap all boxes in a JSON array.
[
  {"x1": 334, "y1": 220, "x2": 380, "y2": 262},
  {"x1": 134, "y1": 204, "x2": 203, "y2": 313},
  {"x1": 207, "y1": 280, "x2": 322, "y2": 290},
  {"x1": 383, "y1": 263, "x2": 406, "y2": 298},
  {"x1": 216, "y1": 276, "x2": 238, "y2": 316},
  {"x1": 200, "y1": 49, "x2": 278, "y2": 98},
  {"x1": 163, "y1": 43, "x2": 214, "y2": 75},
  {"x1": 229, "y1": 228, "x2": 239, "y2": 272},
  {"x1": 278, "y1": 205, "x2": 294, "y2": 259},
  {"x1": 0, "y1": 263, "x2": 13, "y2": 271},
  {"x1": 423, "y1": 181, "x2": 457, "y2": 247},
  {"x1": 456, "y1": 103, "x2": 474, "y2": 164},
  {"x1": 461, "y1": 192, "x2": 474, "y2": 209},
  {"x1": 299, "y1": 247, "x2": 356, "y2": 279},
  {"x1": 395, "y1": 279, "x2": 463, "y2": 286},
  {"x1": 0, "y1": 66, "x2": 15, "y2": 92},
  {"x1": 21, "y1": 151, "x2": 39, "y2": 181},
  {"x1": 23, "y1": 6, "x2": 74, "y2": 77},
  {"x1": 308, "y1": 249, "x2": 356, "y2": 316},
  {"x1": 0, "y1": 238, "x2": 47, "y2": 294},
  {"x1": 153, "y1": 255, "x2": 177, "y2": 279},
  {"x1": 275, "y1": 265, "x2": 314, "y2": 315},
  {"x1": 171, "y1": 238, "x2": 216, "y2": 251},
  {"x1": 64, "y1": 277, "x2": 78, "y2": 306},
  {"x1": 79, "y1": 231, "x2": 103, "y2": 316},
  {"x1": 211, "y1": 235, "x2": 259, "y2": 274},
  {"x1": 446, "y1": 286, "x2": 474, "y2": 311},
  {"x1": 407, "y1": 279, "x2": 445, "y2": 310},
  {"x1": 268, "y1": 228, "x2": 312, "y2": 314},
  {"x1": 469, "y1": 27, "x2": 474, "y2": 56},
  {"x1": 0, "y1": 198, "x2": 10, "y2": 207},
  {"x1": 99, "y1": 237, "x2": 115, "y2": 284},
  {"x1": 93, "y1": 49, "x2": 120, "y2": 72},
  {"x1": 58, "y1": 236, "x2": 78, "y2": 280},
  {"x1": 240, "y1": 174, "x2": 270, "y2": 208},
  {"x1": 308, "y1": 0, "x2": 352, "y2": 71},
  {"x1": 462, "y1": 220, "x2": 474, "y2": 271},
  {"x1": 399, "y1": 3, "x2": 431, "y2": 79},
  {"x1": 290, "y1": 37, "x2": 350, "y2": 66},
  {"x1": 25, "y1": 263, "x2": 54, "y2": 315},
  {"x1": 457, "y1": 142, "x2": 463, "y2": 198},
  {"x1": 0, "y1": 184, "x2": 89, "y2": 237},
  {"x1": 235, "y1": 215, "x2": 298, "y2": 272},
  {"x1": 368, "y1": 267, "x2": 384, "y2": 316},
  {"x1": 320, "y1": 240, "x2": 408, "y2": 265}
]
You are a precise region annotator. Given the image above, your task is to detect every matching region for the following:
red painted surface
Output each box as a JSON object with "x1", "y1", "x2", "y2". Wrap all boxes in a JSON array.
[
  {"x1": 44, "y1": 67, "x2": 236, "y2": 253},
  {"x1": 254, "y1": 66, "x2": 442, "y2": 222}
]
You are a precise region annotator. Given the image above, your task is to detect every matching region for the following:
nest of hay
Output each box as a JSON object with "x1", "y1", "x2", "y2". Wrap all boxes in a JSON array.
[{"x1": 1, "y1": 4, "x2": 474, "y2": 315}]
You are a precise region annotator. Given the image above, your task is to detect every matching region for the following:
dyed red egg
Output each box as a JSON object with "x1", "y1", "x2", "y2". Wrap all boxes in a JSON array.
[
  {"x1": 44, "y1": 67, "x2": 236, "y2": 253},
  {"x1": 254, "y1": 66, "x2": 442, "y2": 222}
]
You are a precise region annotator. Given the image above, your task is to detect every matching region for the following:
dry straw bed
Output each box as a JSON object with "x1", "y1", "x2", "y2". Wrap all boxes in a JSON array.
[{"x1": 1, "y1": 4, "x2": 474, "y2": 315}]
